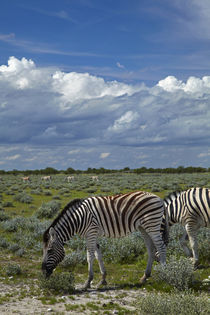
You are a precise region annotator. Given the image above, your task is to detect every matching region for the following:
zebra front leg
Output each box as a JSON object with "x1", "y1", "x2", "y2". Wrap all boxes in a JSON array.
[
  {"x1": 151, "y1": 232, "x2": 166, "y2": 267},
  {"x1": 139, "y1": 227, "x2": 156, "y2": 284},
  {"x1": 95, "y1": 244, "x2": 107, "y2": 288}
]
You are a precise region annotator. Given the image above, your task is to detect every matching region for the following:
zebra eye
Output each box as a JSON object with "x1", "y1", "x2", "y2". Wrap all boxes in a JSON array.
[{"x1": 47, "y1": 248, "x2": 53, "y2": 253}]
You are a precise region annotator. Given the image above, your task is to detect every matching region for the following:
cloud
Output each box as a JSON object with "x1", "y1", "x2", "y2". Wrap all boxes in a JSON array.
[
  {"x1": 0, "y1": 56, "x2": 209, "y2": 170},
  {"x1": 108, "y1": 111, "x2": 139, "y2": 133},
  {"x1": 100, "y1": 153, "x2": 110, "y2": 159},
  {"x1": 116, "y1": 62, "x2": 125, "y2": 69},
  {"x1": 158, "y1": 75, "x2": 210, "y2": 94},
  {"x1": 6, "y1": 154, "x2": 21, "y2": 160}
]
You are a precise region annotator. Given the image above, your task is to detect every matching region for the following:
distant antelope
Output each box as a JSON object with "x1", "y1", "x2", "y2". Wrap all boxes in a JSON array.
[
  {"x1": 66, "y1": 176, "x2": 75, "y2": 182},
  {"x1": 41, "y1": 176, "x2": 51, "y2": 181},
  {"x1": 22, "y1": 176, "x2": 30, "y2": 182},
  {"x1": 91, "y1": 176, "x2": 99, "y2": 181}
]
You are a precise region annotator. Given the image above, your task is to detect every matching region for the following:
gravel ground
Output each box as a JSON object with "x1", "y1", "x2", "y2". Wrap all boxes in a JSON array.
[{"x1": 0, "y1": 283, "x2": 147, "y2": 314}]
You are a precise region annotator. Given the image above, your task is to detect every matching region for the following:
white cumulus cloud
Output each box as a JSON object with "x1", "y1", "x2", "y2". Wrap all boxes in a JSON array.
[
  {"x1": 100, "y1": 152, "x2": 110, "y2": 159},
  {"x1": 158, "y1": 75, "x2": 210, "y2": 94},
  {"x1": 0, "y1": 56, "x2": 209, "y2": 170}
]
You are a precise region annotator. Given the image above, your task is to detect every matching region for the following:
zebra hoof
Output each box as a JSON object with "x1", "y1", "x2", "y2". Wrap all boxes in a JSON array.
[
  {"x1": 139, "y1": 275, "x2": 147, "y2": 285},
  {"x1": 81, "y1": 281, "x2": 91, "y2": 291},
  {"x1": 193, "y1": 261, "x2": 203, "y2": 270}
]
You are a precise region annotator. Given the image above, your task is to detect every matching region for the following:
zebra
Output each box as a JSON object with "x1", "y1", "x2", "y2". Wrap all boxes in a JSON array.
[
  {"x1": 42, "y1": 191, "x2": 168, "y2": 290},
  {"x1": 163, "y1": 187, "x2": 210, "y2": 268}
]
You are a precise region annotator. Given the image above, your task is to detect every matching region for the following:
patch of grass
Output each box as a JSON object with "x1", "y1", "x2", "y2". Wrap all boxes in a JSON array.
[
  {"x1": 39, "y1": 272, "x2": 75, "y2": 294},
  {"x1": 4, "y1": 263, "x2": 22, "y2": 276},
  {"x1": 136, "y1": 290, "x2": 210, "y2": 315},
  {"x1": 154, "y1": 256, "x2": 194, "y2": 290}
]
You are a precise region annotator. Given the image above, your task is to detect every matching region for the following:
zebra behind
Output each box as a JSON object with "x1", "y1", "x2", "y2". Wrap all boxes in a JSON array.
[
  {"x1": 42, "y1": 191, "x2": 168, "y2": 289},
  {"x1": 163, "y1": 187, "x2": 210, "y2": 268}
]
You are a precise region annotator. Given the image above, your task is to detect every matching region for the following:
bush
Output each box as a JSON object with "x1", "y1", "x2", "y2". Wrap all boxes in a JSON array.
[
  {"x1": 197, "y1": 228, "x2": 210, "y2": 263},
  {"x1": 13, "y1": 192, "x2": 33, "y2": 204},
  {"x1": 39, "y1": 272, "x2": 75, "y2": 294},
  {"x1": 4, "y1": 263, "x2": 22, "y2": 276},
  {"x1": 0, "y1": 210, "x2": 10, "y2": 221},
  {"x1": 2, "y1": 201, "x2": 14, "y2": 207},
  {"x1": 99, "y1": 232, "x2": 145, "y2": 263},
  {"x1": 0, "y1": 238, "x2": 10, "y2": 249},
  {"x1": 62, "y1": 250, "x2": 86, "y2": 268},
  {"x1": 36, "y1": 200, "x2": 61, "y2": 219},
  {"x1": 136, "y1": 290, "x2": 210, "y2": 315},
  {"x1": 155, "y1": 256, "x2": 194, "y2": 290}
]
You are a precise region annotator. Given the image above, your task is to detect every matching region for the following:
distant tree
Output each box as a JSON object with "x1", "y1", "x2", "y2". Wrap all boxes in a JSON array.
[
  {"x1": 41, "y1": 167, "x2": 59, "y2": 175},
  {"x1": 65, "y1": 167, "x2": 76, "y2": 174}
]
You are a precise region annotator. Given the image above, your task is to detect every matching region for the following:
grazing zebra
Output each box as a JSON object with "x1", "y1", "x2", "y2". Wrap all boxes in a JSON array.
[
  {"x1": 163, "y1": 187, "x2": 210, "y2": 268},
  {"x1": 42, "y1": 191, "x2": 168, "y2": 289}
]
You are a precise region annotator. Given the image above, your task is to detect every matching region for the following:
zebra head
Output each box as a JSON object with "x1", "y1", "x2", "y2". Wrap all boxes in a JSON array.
[{"x1": 42, "y1": 227, "x2": 65, "y2": 278}]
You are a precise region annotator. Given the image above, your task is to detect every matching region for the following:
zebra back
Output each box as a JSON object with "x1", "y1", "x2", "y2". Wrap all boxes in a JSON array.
[{"x1": 44, "y1": 191, "x2": 167, "y2": 243}]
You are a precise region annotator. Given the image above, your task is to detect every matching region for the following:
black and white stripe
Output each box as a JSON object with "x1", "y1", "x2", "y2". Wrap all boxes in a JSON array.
[
  {"x1": 42, "y1": 191, "x2": 168, "y2": 289},
  {"x1": 163, "y1": 187, "x2": 210, "y2": 267}
]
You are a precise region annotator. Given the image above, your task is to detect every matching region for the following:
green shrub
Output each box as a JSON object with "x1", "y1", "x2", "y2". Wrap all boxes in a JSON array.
[
  {"x1": 13, "y1": 192, "x2": 33, "y2": 204},
  {"x1": 31, "y1": 189, "x2": 41, "y2": 195},
  {"x1": 36, "y1": 200, "x2": 61, "y2": 219},
  {"x1": 43, "y1": 190, "x2": 52, "y2": 196},
  {"x1": 2, "y1": 201, "x2": 14, "y2": 207},
  {"x1": 198, "y1": 228, "x2": 210, "y2": 263},
  {"x1": 0, "y1": 238, "x2": 10, "y2": 249},
  {"x1": 1, "y1": 219, "x2": 18, "y2": 232},
  {"x1": 155, "y1": 256, "x2": 194, "y2": 290},
  {"x1": 0, "y1": 210, "x2": 10, "y2": 221},
  {"x1": 4, "y1": 263, "x2": 22, "y2": 276},
  {"x1": 99, "y1": 232, "x2": 145, "y2": 263},
  {"x1": 39, "y1": 272, "x2": 75, "y2": 294},
  {"x1": 136, "y1": 290, "x2": 210, "y2": 315},
  {"x1": 62, "y1": 250, "x2": 86, "y2": 268}
]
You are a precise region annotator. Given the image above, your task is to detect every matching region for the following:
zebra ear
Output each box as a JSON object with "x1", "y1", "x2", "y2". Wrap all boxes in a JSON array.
[{"x1": 49, "y1": 227, "x2": 57, "y2": 240}]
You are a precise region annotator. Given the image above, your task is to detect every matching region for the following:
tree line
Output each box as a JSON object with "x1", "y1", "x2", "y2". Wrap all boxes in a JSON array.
[{"x1": 0, "y1": 166, "x2": 209, "y2": 175}]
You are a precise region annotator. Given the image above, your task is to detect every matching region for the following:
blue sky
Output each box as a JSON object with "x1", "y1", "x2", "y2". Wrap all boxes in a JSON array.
[{"x1": 0, "y1": 0, "x2": 210, "y2": 170}]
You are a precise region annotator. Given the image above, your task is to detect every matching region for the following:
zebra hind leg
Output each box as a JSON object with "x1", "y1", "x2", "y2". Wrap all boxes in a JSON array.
[
  {"x1": 185, "y1": 224, "x2": 200, "y2": 269},
  {"x1": 81, "y1": 248, "x2": 95, "y2": 290},
  {"x1": 95, "y1": 244, "x2": 107, "y2": 288},
  {"x1": 139, "y1": 227, "x2": 156, "y2": 284}
]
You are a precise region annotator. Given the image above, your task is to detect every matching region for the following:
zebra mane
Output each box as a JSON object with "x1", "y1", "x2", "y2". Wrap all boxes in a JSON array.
[
  {"x1": 43, "y1": 198, "x2": 84, "y2": 242},
  {"x1": 164, "y1": 191, "x2": 182, "y2": 204}
]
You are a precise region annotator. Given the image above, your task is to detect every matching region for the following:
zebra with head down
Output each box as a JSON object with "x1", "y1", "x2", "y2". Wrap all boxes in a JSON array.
[{"x1": 42, "y1": 191, "x2": 168, "y2": 290}]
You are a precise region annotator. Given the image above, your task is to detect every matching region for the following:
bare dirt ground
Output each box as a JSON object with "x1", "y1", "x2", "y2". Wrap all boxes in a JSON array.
[{"x1": 0, "y1": 283, "x2": 146, "y2": 314}]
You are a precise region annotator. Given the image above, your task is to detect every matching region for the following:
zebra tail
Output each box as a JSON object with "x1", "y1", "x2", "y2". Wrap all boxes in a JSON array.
[{"x1": 162, "y1": 202, "x2": 169, "y2": 246}]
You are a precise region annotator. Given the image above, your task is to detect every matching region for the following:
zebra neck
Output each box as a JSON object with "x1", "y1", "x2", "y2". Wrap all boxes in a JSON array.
[{"x1": 53, "y1": 202, "x2": 89, "y2": 242}]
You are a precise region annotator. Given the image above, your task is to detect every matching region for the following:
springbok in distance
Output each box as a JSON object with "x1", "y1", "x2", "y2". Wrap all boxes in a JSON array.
[
  {"x1": 66, "y1": 176, "x2": 75, "y2": 182},
  {"x1": 91, "y1": 176, "x2": 99, "y2": 181},
  {"x1": 22, "y1": 176, "x2": 31, "y2": 182},
  {"x1": 41, "y1": 176, "x2": 51, "y2": 181}
]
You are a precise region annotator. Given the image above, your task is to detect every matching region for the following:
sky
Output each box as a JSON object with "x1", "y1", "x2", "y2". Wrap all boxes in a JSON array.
[{"x1": 0, "y1": 0, "x2": 210, "y2": 171}]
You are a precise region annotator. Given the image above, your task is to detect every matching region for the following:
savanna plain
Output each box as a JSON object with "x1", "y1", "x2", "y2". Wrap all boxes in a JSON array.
[{"x1": 0, "y1": 172, "x2": 209, "y2": 314}]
